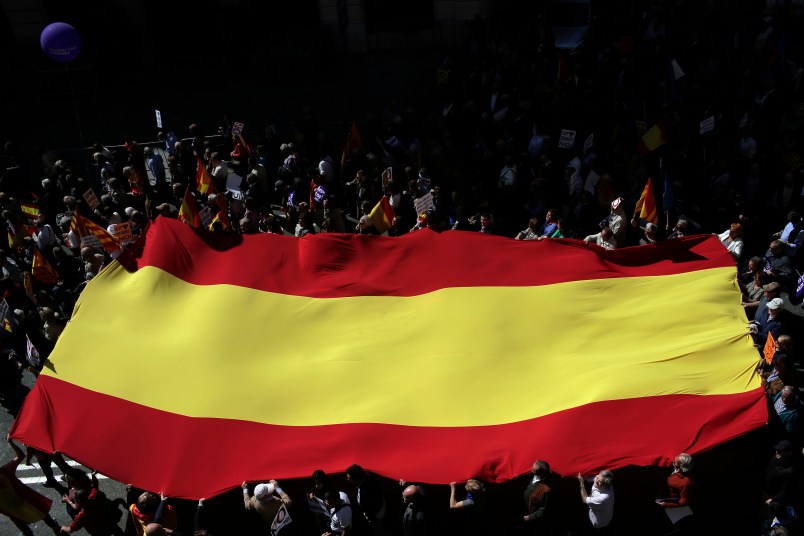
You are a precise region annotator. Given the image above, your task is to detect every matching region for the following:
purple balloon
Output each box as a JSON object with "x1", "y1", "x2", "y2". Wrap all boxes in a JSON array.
[{"x1": 40, "y1": 22, "x2": 81, "y2": 62}]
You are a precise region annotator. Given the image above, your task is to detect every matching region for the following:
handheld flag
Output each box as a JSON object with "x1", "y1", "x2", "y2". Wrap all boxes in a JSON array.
[
  {"x1": 369, "y1": 196, "x2": 395, "y2": 233},
  {"x1": 178, "y1": 187, "x2": 202, "y2": 228},
  {"x1": 340, "y1": 121, "x2": 363, "y2": 174},
  {"x1": 634, "y1": 178, "x2": 659, "y2": 225},
  {"x1": 638, "y1": 119, "x2": 667, "y2": 154},
  {"x1": 70, "y1": 210, "x2": 120, "y2": 253},
  {"x1": 196, "y1": 156, "x2": 214, "y2": 195},
  {"x1": 10, "y1": 220, "x2": 767, "y2": 499},
  {"x1": 209, "y1": 195, "x2": 231, "y2": 231},
  {"x1": 32, "y1": 248, "x2": 59, "y2": 284}
]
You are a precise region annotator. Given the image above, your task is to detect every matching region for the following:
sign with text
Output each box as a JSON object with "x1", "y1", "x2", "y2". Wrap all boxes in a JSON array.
[
  {"x1": 80, "y1": 235, "x2": 102, "y2": 250},
  {"x1": 414, "y1": 191, "x2": 434, "y2": 214},
  {"x1": 83, "y1": 189, "x2": 100, "y2": 210},
  {"x1": 232, "y1": 122, "x2": 244, "y2": 137},
  {"x1": 111, "y1": 222, "x2": 133, "y2": 242},
  {"x1": 699, "y1": 116, "x2": 714, "y2": 135},
  {"x1": 558, "y1": 129, "x2": 576, "y2": 149},
  {"x1": 155, "y1": 109, "x2": 163, "y2": 129}
]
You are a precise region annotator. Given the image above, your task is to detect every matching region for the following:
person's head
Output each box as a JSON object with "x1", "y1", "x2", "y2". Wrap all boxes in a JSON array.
[
  {"x1": 145, "y1": 524, "x2": 166, "y2": 536},
  {"x1": 770, "y1": 239, "x2": 786, "y2": 257},
  {"x1": 402, "y1": 485, "x2": 420, "y2": 504},
  {"x1": 35, "y1": 214, "x2": 47, "y2": 228},
  {"x1": 767, "y1": 297, "x2": 784, "y2": 318},
  {"x1": 775, "y1": 439, "x2": 794, "y2": 461},
  {"x1": 763, "y1": 282, "x2": 781, "y2": 299},
  {"x1": 594, "y1": 470, "x2": 613, "y2": 490},
  {"x1": 546, "y1": 209, "x2": 557, "y2": 222},
  {"x1": 781, "y1": 386, "x2": 797, "y2": 408},
  {"x1": 601, "y1": 226, "x2": 613, "y2": 241},
  {"x1": 528, "y1": 217, "x2": 540, "y2": 232},
  {"x1": 788, "y1": 211, "x2": 801, "y2": 224},
  {"x1": 210, "y1": 152, "x2": 222, "y2": 164},
  {"x1": 531, "y1": 460, "x2": 551, "y2": 479},
  {"x1": 645, "y1": 222, "x2": 657, "y2": 238},
  {"x1": 778, "y1": 335, "x2": 793, "y2": 353},
  {"x1": 748, "y1": 256, "x2": 764, "y2": 273},
  {"x1": 254, "y1": 483, "x2": 275, "y2": 501},
  {"x1": 465, "y1": 479, "x2": 484, "y2": 493},
  {"x1": 137, "y1": 492, "x2": 160, "y2": 514},
  {"x1": 346, "y1": 464, "x2": 366, "y2": 486},
  {"x1": 74, "y1": 487, "x2": 90, "y2": 508},
  {"x1": 729, "y1": 223, "x2": 743, "y2": 238},
  {"x1": 312, "y1": 469, "x2": 330, "y2": 491},
  {"x1": 675, "y1": 218, "x2": 688, "y2": 231},
  {"x1": 673, "y1": 453, "x2": 693, "y2": 473},
  {"x1": 324, "y1": 489, "x2": 342, "y2": 508},
  {"x1": 480, "y1": 212, "x2": 491, "y2": 228}
]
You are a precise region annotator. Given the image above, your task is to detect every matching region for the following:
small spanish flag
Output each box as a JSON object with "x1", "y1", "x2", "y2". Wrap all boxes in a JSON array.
[
  {"x1": 369, "y1": 196, "x2": 395, "y2": 233},
  {"x1": 178, "y1": 186, "x2": 201, "y2": 228},
  {"x1": 196, "y1": 156, "x2": 214, "y2": 195}
]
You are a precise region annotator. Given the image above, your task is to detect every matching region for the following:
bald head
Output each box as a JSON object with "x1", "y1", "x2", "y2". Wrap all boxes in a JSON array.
[
  {"x1": 403, "y1": 485, "x2": 418, "y2": 501},
  {"x1": 145, "y1": 524, "x2": 165, "y2": 536}
]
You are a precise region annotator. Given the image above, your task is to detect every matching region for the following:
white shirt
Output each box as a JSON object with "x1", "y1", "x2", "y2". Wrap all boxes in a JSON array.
[
  {"x1": 33, "y1": 224, "x2": 56, "y2": 251},
  {"x1": 330, "y1": 503, "x2": 353, "y2": 534},
  {"x1": 718, "y1": 230, "x2": 744, "y2": 259},
  {"x1": 586, "y1": 486, "x2": 614, "y2": 528}
]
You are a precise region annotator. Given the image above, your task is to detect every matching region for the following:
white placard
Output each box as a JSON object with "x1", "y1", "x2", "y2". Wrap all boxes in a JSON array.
[
  {"x1": 80, "y1": 235, "x2": 102, "y2": 249},
  {"x1": 414, "y1": 191, "x2": 434, "y2": 214},
  {"x1": 583, "y1": 133, "x2": 594, "y2": 154},
  {"x1": 155, "y1": 109, "x2": 163, "y2": 129},
  {"x1": 83, "y1": 189, "x2": 100, "y2": 210},
  {"x1": 558, "y1": 129, "x2": 576, "y2": 149},
  {"x1": 232, "y1": 122, "x2": 244, "y2": 137},
  {"x1": 699, "y1": 116, "x2": 714, "y2": 135},
  {"x1": 199, "y1": 207, "x2": 213, "y2": 228}
]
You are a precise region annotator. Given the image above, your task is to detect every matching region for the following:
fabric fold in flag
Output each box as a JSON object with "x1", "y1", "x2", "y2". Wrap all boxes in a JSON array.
[{"x1": 10, "y1": 219, "x2": 765, "y2": 499}]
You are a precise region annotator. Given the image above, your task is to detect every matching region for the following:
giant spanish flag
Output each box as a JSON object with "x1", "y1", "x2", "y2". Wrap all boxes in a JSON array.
[{"x1": 10, "y1": 218, "x2": 765, "y2": 499}]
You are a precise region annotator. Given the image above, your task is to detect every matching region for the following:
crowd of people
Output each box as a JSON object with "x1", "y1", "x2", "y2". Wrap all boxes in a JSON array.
[{"x1": 2, "y1": 1, "x2": 804, "y2": 535}]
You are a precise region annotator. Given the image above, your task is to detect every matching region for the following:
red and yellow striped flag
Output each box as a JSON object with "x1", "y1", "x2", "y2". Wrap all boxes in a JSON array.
[
  {"x1": 10, "y1": 219, "x2": 766, "y2": 499},
  {"x1": 20, "y1": 202, "x2": 39, "y2": 221},
  {"x1": 70, "y1": 210, "x2": 120, "y2": 253},
  {"x1": 32, "y1": 247, "x2": 59, "y2": 284},
  {"x1": 178, "y1": 187, "x2": 201, "y2": 228},
  {"x1": 634, "y1": 178, "x2": 658, "y2": 225},
  {"x1": 209, "y1": 195, "x2": 231, "y2": 231},
  {"x1": 195, "y1": 155, "x2": 214, "y2": 195},
  {"x1": 368, "y1": 196, "x2": 395, "y2": 233}
]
